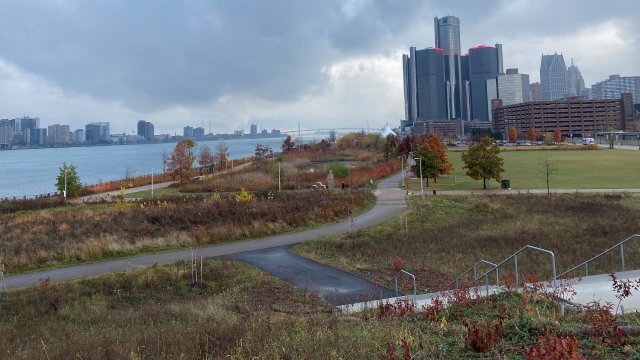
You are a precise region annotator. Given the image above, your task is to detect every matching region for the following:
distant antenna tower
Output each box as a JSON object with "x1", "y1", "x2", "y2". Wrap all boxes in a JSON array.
[{"x1": 208, "y1": 120, "x2": 211, "y2": 135}]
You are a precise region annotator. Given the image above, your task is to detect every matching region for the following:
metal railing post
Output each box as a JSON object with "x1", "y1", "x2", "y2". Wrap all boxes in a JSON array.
[
  {"x1": 496, "y1": 267, "x2": 500, "y2": 289},
  {"x1": 485, "y1": 274, "x2": 489, "y2": 295},
  {"x1": 620, "y1": 243, "x2": 625, "y2": 272},
  {"x1": 514, "y1": 255, "x2": 519, "y2": 290},
  {"x1": 394, "y1": 277, "x2": 398, "y2": 297},
  {"x1": 551, "y1": 253, "x2": 557, "y2": 288},
  {"x1": 473, "y1": 265, "x2": 477, "y2": 284},
  {"x1": 584, "y1": 263, "x2": 589, "y2": 277},
  {"x1": 455, "y1": 279, "x2": 459, "y2": 289}
]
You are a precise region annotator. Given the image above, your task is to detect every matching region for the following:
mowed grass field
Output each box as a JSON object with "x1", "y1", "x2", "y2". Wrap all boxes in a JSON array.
[{"x1": 407, "y1": 148, "x2": 640, "y2": 190}]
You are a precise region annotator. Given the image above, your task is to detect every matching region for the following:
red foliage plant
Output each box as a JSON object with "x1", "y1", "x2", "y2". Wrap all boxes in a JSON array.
[
  {"x1": 392, "y1": 257, "x2": 404, "y2": 272},
  {"x1": 377, "y1": 300, "x2": 416, "y2": 319},
  {"x1": 421, "y1": 297, "x2": 445, "y2": 321},
  {"x1": 462, "y1": 313, "x2": 505, "y2": 353},
  {"x1": 523, "y1": 331, "x2": 583, "y2": 360},
  {"x1": 585, "y1": 302, "x2": 626, "y2": 345}
]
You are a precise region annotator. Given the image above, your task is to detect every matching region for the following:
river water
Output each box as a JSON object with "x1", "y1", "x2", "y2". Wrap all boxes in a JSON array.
[{"x1": 0, "y1": 136, "x2": 319, "y2": 198}]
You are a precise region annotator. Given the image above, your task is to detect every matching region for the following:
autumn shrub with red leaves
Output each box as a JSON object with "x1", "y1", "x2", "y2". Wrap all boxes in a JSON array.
[
  {"x1": 386, "y1": 339, "x2": 412, "y2": 360},
  {"x1": 421, "y1": 297, "x2": 445, "y2": 321},
  {"x1": 392, "y1": 257, "x2": 404, "y2": 272},
  {"x1": 377, "y1": 300, "x2": 416, "y2": 319},
  {"x1": 523, "y1": 331, "x2": 583, "y2": 360},
  {"x1": 585, "y1": 303, "x2": 627, "y2": 346},
  {"x1": 462, "y1": 314, "x2": 505, "y2": 352}
]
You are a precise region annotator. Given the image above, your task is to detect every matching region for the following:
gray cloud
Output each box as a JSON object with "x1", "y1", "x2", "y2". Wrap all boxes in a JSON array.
[{"x1": 0, "y1": 0, "x2": 637, "y2": 133}]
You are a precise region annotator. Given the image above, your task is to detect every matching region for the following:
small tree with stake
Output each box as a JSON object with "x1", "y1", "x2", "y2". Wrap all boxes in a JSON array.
[
  {"x1": 541, "y1": 159, "x2": 558, "y2": 195},
  {"x1": 462, "y1": 137, "x2": 505, "y2": 189},
  {"x1": 55, "y1": 163, "x2": 82, "y2": 198},
  {"x1": 411, "y1": 145, "x2": 441, "y2": 187}
]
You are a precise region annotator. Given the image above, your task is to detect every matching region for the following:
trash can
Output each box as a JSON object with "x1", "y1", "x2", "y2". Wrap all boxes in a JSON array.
[{"x1": 500, "y1": 180, "x2": 511, "y2": 189}]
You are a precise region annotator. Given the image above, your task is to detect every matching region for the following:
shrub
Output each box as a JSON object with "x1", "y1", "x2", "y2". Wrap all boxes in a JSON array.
[
  {"x1": 523, "y1": 331, "x2": 583, "y2": 360},
  {"x1": 328, "y1": 163, "x2": 350, "y2": 178},
  {"x1": 462, "y1": 314, "x2": 504, "y2": 352}
]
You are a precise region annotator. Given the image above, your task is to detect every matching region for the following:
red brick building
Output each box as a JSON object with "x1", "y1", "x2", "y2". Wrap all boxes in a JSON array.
[{"x1": 492, "y1": 93, "x2": 634, "y2": 138}]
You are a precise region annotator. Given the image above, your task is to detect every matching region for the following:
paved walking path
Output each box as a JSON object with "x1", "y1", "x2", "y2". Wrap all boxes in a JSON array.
[
  {"x1": 4, "y1": 172, "x2": 407, "y2": 290},
  {"x1": 232, "y1": 245, "x2": 396, "y2": 306}
]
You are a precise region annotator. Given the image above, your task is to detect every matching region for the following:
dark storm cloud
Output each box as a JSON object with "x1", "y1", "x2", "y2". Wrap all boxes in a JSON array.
[{"x1": 0, "y1": 0, "x2": 637, "y2": 118}]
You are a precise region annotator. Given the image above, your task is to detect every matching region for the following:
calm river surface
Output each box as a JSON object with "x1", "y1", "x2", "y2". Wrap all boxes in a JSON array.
[{"x1": 0, "y1": 136, "x2": 319, "y2": 198}]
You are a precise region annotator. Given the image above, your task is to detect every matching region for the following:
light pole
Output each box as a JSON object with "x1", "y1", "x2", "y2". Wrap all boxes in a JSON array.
[
  {"x1": 63, "y1": 166, "x2": 67, "y2": 201},
  {"x1": 400, "y1": 156, "x2": 404, "y2": 187},
  {"x1": 414, "y1": 157, "x2": 423, "y2": 197},
  {"x1": 637, "y1": 135, "x2": 639, "y2": 150},
  {"x1": 151, "y1": 168, "x2": 155, "y2": 198},
  {"x1": 278, "y1": 161, "x2": 281, "y2": 192}
]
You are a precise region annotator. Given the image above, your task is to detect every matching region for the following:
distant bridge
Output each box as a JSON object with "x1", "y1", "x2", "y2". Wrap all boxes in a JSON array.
[{"x1": 280, "y1": 127, "x2": 381, "y2": 135}]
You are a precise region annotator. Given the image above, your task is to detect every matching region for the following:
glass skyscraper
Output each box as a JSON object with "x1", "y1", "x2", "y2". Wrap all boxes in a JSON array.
[
  {"x1": 540, "y1": 53, "x2": 568, "y2": 100},
  {"x1": 434, "y1": 16, "x2": 463, "y2": 120},
  {"x1": 468, "y1": 44, "x2": 503, "y2": 122},
  {"x1": 402, "y1": 47, "x2": 447, "y2": 122}
]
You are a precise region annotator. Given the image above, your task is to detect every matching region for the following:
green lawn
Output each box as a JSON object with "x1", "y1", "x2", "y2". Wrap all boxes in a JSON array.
[{"x1": 406, "y1": 148, "x2": 640, "y2": 190}]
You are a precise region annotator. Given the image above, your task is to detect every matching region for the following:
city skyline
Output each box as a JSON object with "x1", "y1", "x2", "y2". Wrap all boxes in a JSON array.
[{"x1": 0, "y1": 1, "x2": 637, "y2": 134}]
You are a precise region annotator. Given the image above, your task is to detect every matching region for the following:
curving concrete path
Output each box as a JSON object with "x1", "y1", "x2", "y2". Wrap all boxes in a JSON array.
[{"x1": 5, "y1": 172, "x2": 407, "y2": 290}]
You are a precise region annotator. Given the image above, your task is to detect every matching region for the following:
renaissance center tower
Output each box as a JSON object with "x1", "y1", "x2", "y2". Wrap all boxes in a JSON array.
[{"x1": 434, "y1": 16, "x2": 464, "y2": 120}]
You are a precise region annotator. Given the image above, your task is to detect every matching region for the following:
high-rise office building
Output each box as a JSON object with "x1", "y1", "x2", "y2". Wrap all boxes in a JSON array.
[
  {"x1": 137, "y1": 120, "x2": 155, "y2": 141},
  {"x1": 434, "y1": 16, "x2": 463, "y2": 119},
  {"x1": 530, "y1": 82, "x2": 542, "y2": 101},
  {"x1": 567, "y1": 59, "x2": 585, "y2": 97},
  {"x1": 590, "y1": 75, "x2": 640, "y2": 104},
  {"x1": 540, "y1": 53, "x2": 568, "y2": 100},
  {"x1": 194, "y1": 127, "x2": 205, "y2": 139},
  {"x1": 497, "y1": 69, "x2": 531, "y2": 106},
  {"x1": 402, "y1": 47, "x2": 448, "y2": 122},
  {"x1": 250, "y1": 124, "x2": 258, "y2": 138},
  {"x1": 468, "y1": 44, "x2": 503, "y2": 122},
  {"x1": 0, "y1": 120, "x2": 12, "y2": 147}
]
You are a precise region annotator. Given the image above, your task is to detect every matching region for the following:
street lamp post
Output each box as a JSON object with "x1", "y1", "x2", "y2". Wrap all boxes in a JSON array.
[
  {"x1": 400, "y1": 156, "x2": 404, "y2": 187},
  {"x1": 151, "y1": 168, "x2": 155, "y2": 198},
  {"x1": 64, "y1": 167, "x2": 67, "y2": 201},
  {"x1": 278, "y1": 161, "x2": 281, "y2": 192},
  {"x1": 414, "y1": 157, "x2": 424, "y2": 197},
  {"x1": 637, "y1": 135, "x2": 639, "y2": 150}
]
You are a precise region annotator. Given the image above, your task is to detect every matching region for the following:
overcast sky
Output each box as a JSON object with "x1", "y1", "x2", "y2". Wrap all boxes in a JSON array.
[{"x1": 0, "y1": 0, "x2": 637, "y2": 134}]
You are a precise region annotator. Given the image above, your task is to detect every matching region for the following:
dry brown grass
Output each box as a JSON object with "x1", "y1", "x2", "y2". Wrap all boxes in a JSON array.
[
  {"x1": 1, "y1": 190, "x2": 373, "y2": 272},
  {"x1": 295, "y1": 194, "x2": 640, "y2": 292}
]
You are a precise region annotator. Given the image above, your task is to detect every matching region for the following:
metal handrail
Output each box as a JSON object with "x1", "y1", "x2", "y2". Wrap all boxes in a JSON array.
[
  {"x1": 447, "y1": 260, "x2": 498, "y2": 290},
  {"x1": 473, "y1": 245, "x2": 557, "y2": 294},
  {"x1": 379, "y1": 270, "x2": 416, "y2": 302},
  {"x1": 558, "y1": 234, "x2": 640, "y2": 278}
]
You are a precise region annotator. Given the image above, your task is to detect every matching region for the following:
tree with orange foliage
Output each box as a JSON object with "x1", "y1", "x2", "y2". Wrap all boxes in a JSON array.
[
  {"x1": 424, "y1": 135, "x2": 453, "y2": 181},
  {"x1": 167, "y1": 139, "x2": 196, "y2": 183},
  {"x1": 508, "y1": 127, "x2": 518, "y2": 143},
  {"x1": 553, "y1": 128, "x2": 563, "y2": 143},
  {"x1": 527, "y1": 128, "x2": 537, "y2": 142}
]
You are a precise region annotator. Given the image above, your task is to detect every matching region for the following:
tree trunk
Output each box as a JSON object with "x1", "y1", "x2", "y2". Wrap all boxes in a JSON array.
[
  {"x1": 483, "y1": 178, "x2": 487, "y2": 189},
  {"x1": 426, "y1": 177, "x2": 429, "y2": 187}
]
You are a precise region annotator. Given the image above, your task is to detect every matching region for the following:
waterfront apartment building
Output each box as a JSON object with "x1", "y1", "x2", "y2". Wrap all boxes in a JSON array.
[
  {"x1": 137, "y1": 120, "x2": 155, "y2": 141},
  {"x1": 85, "y1": 122, "x2": 110, "y2": 143},
  {"x1": 468, "y1": 44, "x2": 503, "y2": 122},
  {"x1": 402, "y1": 47, "x2": 448, "y2": 122},
  {"x1": 590, "y1": 75, "x2": 640, "y2": 104},
  {"x1": 73, "y1": 129, "x2": 85, "y2": 143},
  {"x1": 183, "y1": 126, "x2": 194, "y2": 138},
  {"x1": 492, "y1": 93, "x2": 635, "y2": 138},
  {"x1": 250, "y1": 123, "x2": 258, "y2": 138},
  {"x1": 540, "y1": 53, "x2": 568, "y2": 100},
  {"x1": 25, "y1": 128, "x2": 47, "y2": 146},
  {"x1": 47, "y1": 124, "x2": 70, "y2": 145}
]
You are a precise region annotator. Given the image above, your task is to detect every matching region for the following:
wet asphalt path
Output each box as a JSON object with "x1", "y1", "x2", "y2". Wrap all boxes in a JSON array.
[
  {"x1": 232, "y1": 245, "x2": 397, "y2": 305},
  {"x1": 5, "y1": 172, "x2": 407, "y2": 290}
]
